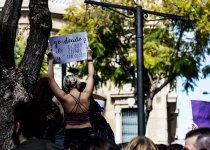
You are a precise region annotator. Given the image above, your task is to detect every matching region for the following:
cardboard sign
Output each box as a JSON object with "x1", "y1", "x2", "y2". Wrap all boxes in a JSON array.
[
  {"x1": 191, "y1": 100, "x2": 210, "y2": 128},
  {"x1": 49, "y1": 32, "x2": 88, "y2": 64}
]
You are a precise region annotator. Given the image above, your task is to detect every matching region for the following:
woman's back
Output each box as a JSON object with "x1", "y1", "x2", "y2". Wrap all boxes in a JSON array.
[{"x1": 62, "y1": 90, "x2": 90, "y2": 114}]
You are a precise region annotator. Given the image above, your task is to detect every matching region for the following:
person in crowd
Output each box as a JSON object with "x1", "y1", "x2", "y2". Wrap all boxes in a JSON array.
[
  {"x1": 47, "y1": 47, "x2": 94, "y2": 150},
  {"x1": 77, "y1": 136, "x2": 120, "y2": 150},
  {"x1": 125, "y1": 136, "x2": 157, "y2": 150},
  {"x1": 33, "y1": 77, "x2": 64, "y2": 143},
  {"x1": 12, "y1": 100, "x2": 62, "y2": 150},
  {"x1": 118, "y1": 142, "x2": 128, "y2": 150},
  {"x1": 184, "y1": 127, "x2": 210, "y2": 150},
  {"x1": 155, "y1": 144, "x2": 167, "y2": 150},
  {"x1": 78, "y1": 81, "x2": 115, "y2": 142},
  {"x1": 167, "y1": 143, "x2": 183, "y2": 150},
  {"x1": 195, "y1": 135, "x2": 210, "y2": 150}
]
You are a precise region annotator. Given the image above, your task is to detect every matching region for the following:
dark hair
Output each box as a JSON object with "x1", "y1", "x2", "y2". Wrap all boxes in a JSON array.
[
  {"x1": 13, "y1": 101, "x2": 46, "y2": 139},
  {"x1": 185, "y1": 128, "x2": 210, "y2": 139},
  {"x1": 117, "y1": 142, "x2": 128, "y2": 150},
  {"x1": 78, "y1": 81, "x2": 86, "y2": 92},
  {"x1": 167, "y1": 144, "x2": 183, "y2": 150},
  {"x1": 78, "y1": 136, "x2": 120, "y2": 150},
  {"x1": 33, "y1": 77, "x2": 54, "y2": 104},
  {"x1": 156, "y1": 144, "x2": 168, "y2": 150}
]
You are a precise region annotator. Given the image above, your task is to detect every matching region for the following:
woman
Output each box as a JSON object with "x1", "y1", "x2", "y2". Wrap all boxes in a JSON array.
[{"x1": 47, "y1": 48, "x2": 94, "y2": 150}]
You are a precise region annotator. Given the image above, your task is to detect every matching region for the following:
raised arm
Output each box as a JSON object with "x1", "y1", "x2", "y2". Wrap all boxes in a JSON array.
[
  {"x1": 47, "y1": 51, "x2": 66, "y2": 102},
  {"x1": 84, "y1": 48, "x2": 94, "y2": 94}
]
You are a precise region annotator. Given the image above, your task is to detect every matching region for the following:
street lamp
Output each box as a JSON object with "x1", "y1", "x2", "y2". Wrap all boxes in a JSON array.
[
  {"x1": 84, "y1": 0, "x2": 145, "y2": 135},
  {"x1": 203, "y1": 91, "x2": 210, "y2": 95}
]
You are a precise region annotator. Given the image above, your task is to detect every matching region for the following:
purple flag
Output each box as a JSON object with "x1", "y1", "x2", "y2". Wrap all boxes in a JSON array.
[{"x1": 191, "y1": 100, "x2": 210, "y2": 128}]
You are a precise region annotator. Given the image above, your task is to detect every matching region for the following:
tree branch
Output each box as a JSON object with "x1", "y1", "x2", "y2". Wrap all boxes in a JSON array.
[
  {"x1": 19, "y1": 0, "x2": 52, "y2": 89},
  {"x1": 0, "y1": 0, "x2": 23, "y2": 67}
]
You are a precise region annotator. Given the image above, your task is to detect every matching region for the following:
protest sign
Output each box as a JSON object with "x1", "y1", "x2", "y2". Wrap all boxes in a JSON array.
[
  {"x1": 49, "y1": 32, "x2": 88, "y2": 64},
  {"x1": 191, "y1": 100, "x2": 210, "y2": 128}
]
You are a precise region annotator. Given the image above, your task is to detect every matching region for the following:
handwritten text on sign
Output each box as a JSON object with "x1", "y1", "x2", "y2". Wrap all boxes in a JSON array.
[{"x1": 49, "y1": 32, "x2": 88, "y2": 64}]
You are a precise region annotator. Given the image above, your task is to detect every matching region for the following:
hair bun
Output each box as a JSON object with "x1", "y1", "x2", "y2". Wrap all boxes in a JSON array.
[{"x1": 63, "y1": 73, "x2": 78, "y2": 92}]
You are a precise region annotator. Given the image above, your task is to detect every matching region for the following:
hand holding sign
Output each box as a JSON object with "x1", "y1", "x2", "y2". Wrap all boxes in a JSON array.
[
  {"x1": 48, "y1": 32, "x2": 89, "y2": 64},
  {"x1": 87, "y1": 47, "x2": 93, "y2": 61}
]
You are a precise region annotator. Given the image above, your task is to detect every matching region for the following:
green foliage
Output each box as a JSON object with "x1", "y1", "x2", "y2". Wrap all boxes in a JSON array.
[
  {"x1": 144, "y1": 28, "x2": 174, "y2": 74},
  {"x1": 60, "y1": 0, "x2": 210, "y2": 94},
  {"x1": 160, "y1": 0, "x2": 210, "y2": 91},
  {"x1": 202, "y1": 65, "x2": 210, "y2": 78},
  {"x1": 60, "y1": 4, "x2": 135, "y2": 87},
  {"x1": 15, "y1": 34, "x2": 26, "y2": 66}
]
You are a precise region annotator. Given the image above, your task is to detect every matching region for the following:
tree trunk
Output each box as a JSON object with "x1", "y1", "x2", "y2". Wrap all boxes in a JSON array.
[
  {"x1": 19, "y1": 0, "x2": 52, "y2": 89},
  {"x1": 0, "y1": 0, "x2": 52, "y2": 149}
]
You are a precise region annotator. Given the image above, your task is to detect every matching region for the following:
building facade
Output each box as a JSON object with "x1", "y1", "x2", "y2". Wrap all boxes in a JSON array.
[{"x1": 95, "y1": 81, "x2": 178, "y2": 144}]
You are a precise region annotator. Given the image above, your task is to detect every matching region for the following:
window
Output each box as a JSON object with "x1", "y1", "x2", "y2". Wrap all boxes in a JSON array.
[{"x1": 122, "y1": 108, "x2": 138, "y2": 142}]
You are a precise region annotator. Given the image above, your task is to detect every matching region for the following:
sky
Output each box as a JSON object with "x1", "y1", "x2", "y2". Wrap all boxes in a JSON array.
[{"x1": 176, "y1": 55, "x2": 210, "y2": 139}]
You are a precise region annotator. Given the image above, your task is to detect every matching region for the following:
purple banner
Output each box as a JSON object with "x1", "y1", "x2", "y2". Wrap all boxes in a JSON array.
[{"x1": 191, "y1": 100, "x2": 210, "y2": 128}]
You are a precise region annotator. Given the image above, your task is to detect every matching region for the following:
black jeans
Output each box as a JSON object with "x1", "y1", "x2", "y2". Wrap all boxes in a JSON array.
[{"x1": 64, "y1": 127, "x2": 94, "y2": 150}]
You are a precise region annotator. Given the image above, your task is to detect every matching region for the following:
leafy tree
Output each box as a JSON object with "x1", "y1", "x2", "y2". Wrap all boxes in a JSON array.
[
  {"x1": 59, "y1": 3, "x2": 136, "y2": 88},
  {"x1": 60, "y1": 0, "x2": 209, "y2": 118},
  {"x1": 0, "y1": 0, "x2": 52, "y2": 149}
]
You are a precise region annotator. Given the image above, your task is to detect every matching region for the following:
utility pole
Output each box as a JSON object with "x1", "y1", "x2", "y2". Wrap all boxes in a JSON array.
[{"x1": 84, "y1": 0, "x2": 187, "y2": 135}]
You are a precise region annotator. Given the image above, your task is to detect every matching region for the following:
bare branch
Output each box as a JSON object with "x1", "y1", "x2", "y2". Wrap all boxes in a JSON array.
[
  {"x1": 19, "y1": 0, "x2": 52, "y2": 89},
  {"x1": 0, "y1": 0, "x2": 23, "y2": 67}
]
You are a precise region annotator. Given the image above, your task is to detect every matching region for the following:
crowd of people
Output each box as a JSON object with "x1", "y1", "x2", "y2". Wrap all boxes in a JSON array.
[
  {"x1": 11, "y1": 47, "x2": 210, "y2": 150},
  {"x1": 11, "y1": 102, "x2": 210, "y2": 150}
]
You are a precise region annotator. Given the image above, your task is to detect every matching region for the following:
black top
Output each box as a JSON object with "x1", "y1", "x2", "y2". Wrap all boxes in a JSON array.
[{"x1": 13, "y1": 139, "x2": 62, "y2": 150}]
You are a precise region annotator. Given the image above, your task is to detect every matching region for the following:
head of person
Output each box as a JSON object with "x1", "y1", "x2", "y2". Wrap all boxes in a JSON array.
[
  {"x1": 155, "y1": 144, "x2": 167, "y2": 150},
  {"x1": 78, "y1": 136, "x2": 120, "y2": 150},
  {"x1": 12, "y1": 100, "x2": 46, "y2": 145},
  {"x1": 167, "y1": 143, "x2": 183, "y2": 150},
  {"x1": 63, "y1": 73, "x2": 78, "y2": 92},
  {"x1": 125, "y1": 136, "x2": 157, "y2": 150},
  {"x1": 195, "y1": 135, "x2": 210, "y2": 150},
  {"x1": 118, "y1": 142, "x2": 128, "y2": 150},
  {"x1": 33, "y1": 77, "x2": 54, "y2": 107},
  {"x1": 184, "y1": 127, "x2": 210, "y2": 150}
]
